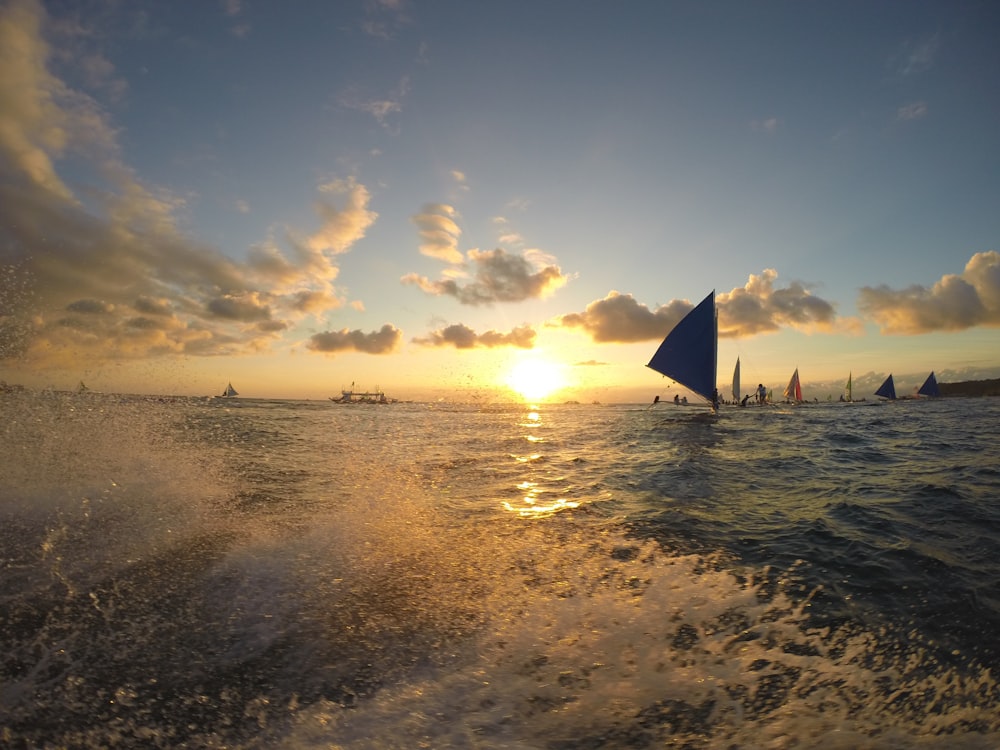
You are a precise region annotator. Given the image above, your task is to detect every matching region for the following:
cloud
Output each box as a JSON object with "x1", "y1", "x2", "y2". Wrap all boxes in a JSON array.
[
  {"x1": 493, "y1": 215, "x2": 524, "y2": 246},
  {"x1": 221, "y1": 0, "x2": 250, "y2": 37},
  {"x1": 0, "y1": 1, "x2": 370, "y2": 368},
  {"x1": 411, "y1": 203, "x2": 463, "y2": 263},
  {"x1": 66, "y1": 299, "x2": 115, "y2": 315},
  {"x1": 553, "y1": 291, "x2": 694, "y2": 343},
  {"x1": 341, "y1": 77, "x2": 410, "y2": 129},
  {"x1": 751, "y1": 117, "x2": 779, "y2": 133},
  {"x1": 894, "y1": 35, "x2": 939, "y2": 77},
  {"x1": 717, "y1": 270, "x2": 838, "y2": 336},
  {"x1": 206, "y1": 293, "x2": 273, "y2": 322},
  {"x1": 402, "y1": 248, "x2": 568, "y2": 305},
  {"x1": 412, "y1": 323, "x2": 536, "y2": 349},
  {"x1": 858, "y1": 251, "x2": 1000, "y2": 334},
  {"x1": 360, "y1": 0, "x2": 411, "y2": 40},
  {"x1": 306, "y1": 177, "x2": 379, "y2": 254},
  {"x1": 307, "y1": 324, "x2": 402, "y2": 354},
  {"x1": 897, "y1": 101, "x2": 928, "y2": 121},
  {"x1": 554, "y1": 271, "x2": 839, "y2": 343},
  {"x1": 0, "y1": 0, "x2": 78, "y2": 201}
]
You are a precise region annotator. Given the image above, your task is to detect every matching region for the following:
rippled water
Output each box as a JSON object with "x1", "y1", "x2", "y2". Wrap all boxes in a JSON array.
[{"x1": 2, "y1": 391, "x2": 999, "y2": 748}]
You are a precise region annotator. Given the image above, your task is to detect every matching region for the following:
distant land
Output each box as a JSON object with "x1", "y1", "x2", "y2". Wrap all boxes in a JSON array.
[{"x1": 939, "y1": 378, "x2": 1000, "y2": 397}]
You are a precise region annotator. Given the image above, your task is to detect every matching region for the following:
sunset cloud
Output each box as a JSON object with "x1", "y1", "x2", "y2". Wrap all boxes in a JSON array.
[
  {"x1": 858, "y1": 251, "x2": 1000, "y2": 334},
  {"x1": 0, "y1": 0, "x2": 371, "y2": 368},
  {"x1": 554, "y1": 271, "x2": 838, "y2": 343},
  {"x1": 306, "y1": 177, "x2": 378, "y2": 254},
  {"x1": 412, "y1": 323, "x2": 536, "y2": 349},
  {"x1": 411, "y1": 203, "x2": 463, "y2": 263},
  {"x1": 717, "y1": 270, "x2": 838, "y2": 336},
  {"x1": 402, "y1": 247, "x2": 568, "y2": 305},
  {"x1": 307, "y1": 324, "x2": 402, "y2": 354}
]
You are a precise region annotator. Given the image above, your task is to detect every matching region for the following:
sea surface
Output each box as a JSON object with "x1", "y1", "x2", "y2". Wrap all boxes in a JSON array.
[{"x1": 2, "y1": 391, "x2": 1000, "y2": 749}]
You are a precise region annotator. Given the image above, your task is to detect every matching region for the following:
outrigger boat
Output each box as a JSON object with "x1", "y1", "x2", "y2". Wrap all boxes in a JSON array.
[
  {"x1": 330, "y1": 384, "x2": 396, "y2": 404},
  {"x1": 647, "y1": 291, "x2": 719, "y2": 411},
  {"x1": 875, "y1": 374, "x2": 896, "y2": 400},
  {"x1": 917, "y1": 371, "x2": 941, "y2": 398}
]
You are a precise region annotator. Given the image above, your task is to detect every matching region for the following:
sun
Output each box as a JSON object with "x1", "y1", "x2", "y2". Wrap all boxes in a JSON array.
[{"x1": 505, "y1": 357, "x2": 567, "y2": 402}]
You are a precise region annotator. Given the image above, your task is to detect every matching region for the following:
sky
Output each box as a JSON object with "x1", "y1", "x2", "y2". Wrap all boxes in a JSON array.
[{"x1": 1, "y1": 0, "x2": 998, "y2": 403}]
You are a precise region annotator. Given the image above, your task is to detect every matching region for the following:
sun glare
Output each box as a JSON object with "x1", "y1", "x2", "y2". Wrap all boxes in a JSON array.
[{"x1": 505, "y1": 358, "x2": 566, "y2": 401}]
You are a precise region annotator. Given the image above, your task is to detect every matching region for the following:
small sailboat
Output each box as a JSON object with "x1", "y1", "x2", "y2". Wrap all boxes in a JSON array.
[
  {"x1": 917, "y1": 371, "x2": 941, "y2": 398},
  {"x1": 647, "y1": 291, "x2": 718, "y2": 409},
  {"x1": 732, "y1": 357, "x2": 741, "y2": 404},
  {"x1": 783, "y1": 368, "x2": 803, "y2": 403},
  {"x1": 875, "y1": 374, "x2": 896, "y2": 400},
  {"x1": 220, "y1": 382, "x2": 239, "y2": 398},
  {"x1": 844, "y1": 372, "x2": 853, "y2": 402}
]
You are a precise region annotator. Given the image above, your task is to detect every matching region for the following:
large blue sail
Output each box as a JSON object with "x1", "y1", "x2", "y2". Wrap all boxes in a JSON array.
[
  {"x1": 646, "y1": 291, "x2": 717, "y2": 403},
  {"x1": 918, "y1": 371, "x2": 941, "y2": 397},
  {"x1": 875, "y1": 374, "x2": 896, "y2": 400}
]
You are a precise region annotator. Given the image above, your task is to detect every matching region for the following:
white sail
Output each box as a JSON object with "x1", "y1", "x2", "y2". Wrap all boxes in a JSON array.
[{"x1": 732, "y1": 358, "x2": 741, "y2": 403}]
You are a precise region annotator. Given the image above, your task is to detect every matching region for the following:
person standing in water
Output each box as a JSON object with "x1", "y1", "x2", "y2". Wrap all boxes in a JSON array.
[{"x1": 756, "y1": 383, "x2": 767, "y2": 404}]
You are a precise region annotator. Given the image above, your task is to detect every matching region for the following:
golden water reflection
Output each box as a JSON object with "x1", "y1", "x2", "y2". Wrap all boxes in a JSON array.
[{"x1": 505, "y1": 407, "x2": 581, "y2": 518}]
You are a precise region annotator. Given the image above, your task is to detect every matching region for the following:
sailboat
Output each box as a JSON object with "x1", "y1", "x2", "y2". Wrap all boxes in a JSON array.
[
  {"x1": 783, "y1": 368, "x2": 803, "y2": 403},
  {"x1": 917, "y1": 371, "x2": 941, "y2": 398},
  {"x1": 732, "y1": 357, "x2": 741, "y2": 404},
  {"x1": 220, "y1": 382, "x2": 239, "y2": 398},
  {"x1": 875, "y1": 374, "x2": 896, "y2": 400},
  {"x1": 647, "y1": 291, "x2": 718, "y2": 409},
  {"x1": 844, "y1": 372, "x2": 853, "y2": 402}
]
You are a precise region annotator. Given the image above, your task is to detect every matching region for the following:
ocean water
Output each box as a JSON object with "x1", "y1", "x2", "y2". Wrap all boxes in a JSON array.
[{"x1": 2, "y1": 391, "x2": 1000, "y2": 749}]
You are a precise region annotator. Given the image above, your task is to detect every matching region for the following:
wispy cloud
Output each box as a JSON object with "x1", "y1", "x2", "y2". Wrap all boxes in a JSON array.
[
  {"x1": 412, "y1": 323, "x2": 536, "y2": 349},
  {"x1": 307, "y1": 177, "x2": 379, "y2": 254},
  {"x1": 340, "y1": 77, "x2": 410, "y2": 130},
  {"x1": 360, "y1": 0, "x2": 412, "y2": 39},
  {"x1": 858, "y1": 251, "x2": 1000, "y2": 334},
  {"x1": 402, "y1": 248, "x2": 568, "y2": 305},
  {"x1": 220, "y1": 0, "x2": 250, "y2": 37},
  {"x1": 411, "y1": 203, "x2": 463, "y2": 263},
  {"x1": 894, "y1": 35, "x2": 939, "y2": 77},
  {"x1": 751, "y1": 117, "x2": 780, "y2": 134},
  {"x1": 897, "y1": 101, "x2": 928, "y2": 121}
]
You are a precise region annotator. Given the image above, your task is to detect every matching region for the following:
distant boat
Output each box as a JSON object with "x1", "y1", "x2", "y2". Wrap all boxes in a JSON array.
[
  {"x1": 732, "y1": 357, "x2": 741, "y2": 404},
  {"x1": 917, "y1": 371, "x2": 941, "y2": 398},
  {"x1": 330, "y1": 383, "x2": 395, "y2": 404},
  {"x1": 646, "y1": 291, "x2": 718, "y2": 409},
  {"x1": 844, "y1": 372, "x2": 853, "y2": 402},
  {"x1": 783, "y1": 367, "x2": 803, "y2": 403},
  {"x1": 875, "y1": 374, "x2": 896, "y2": 400},
  {"x1": 220, "y1": 382, "x2": 239, "y2": 398}
]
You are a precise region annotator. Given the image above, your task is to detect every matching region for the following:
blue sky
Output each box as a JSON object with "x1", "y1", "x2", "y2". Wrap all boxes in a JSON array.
[{"x1": 1, "y1": 0, "x2": 998, "y2": 401}]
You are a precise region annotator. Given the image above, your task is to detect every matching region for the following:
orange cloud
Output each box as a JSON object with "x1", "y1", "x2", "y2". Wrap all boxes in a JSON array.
[{"x1": 858, "y1": 251, "x2": 1000, "y2": 334}]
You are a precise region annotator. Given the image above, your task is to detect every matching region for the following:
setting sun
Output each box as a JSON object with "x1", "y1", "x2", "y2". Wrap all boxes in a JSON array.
[{"x1": 505, "y1": 357, "x2": 567, "y2": 401}]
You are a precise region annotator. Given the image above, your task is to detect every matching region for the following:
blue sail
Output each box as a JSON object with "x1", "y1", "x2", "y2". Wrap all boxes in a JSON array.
[
  {"x1": 875, "y1": 374, "x2": 896, "y2": 400},
  {"x1": 646, "y1": 291, "x2": 717, "y2": 403},
  {"x1": 917, "y1": 371, "x2": 940, "y2": 397}
]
